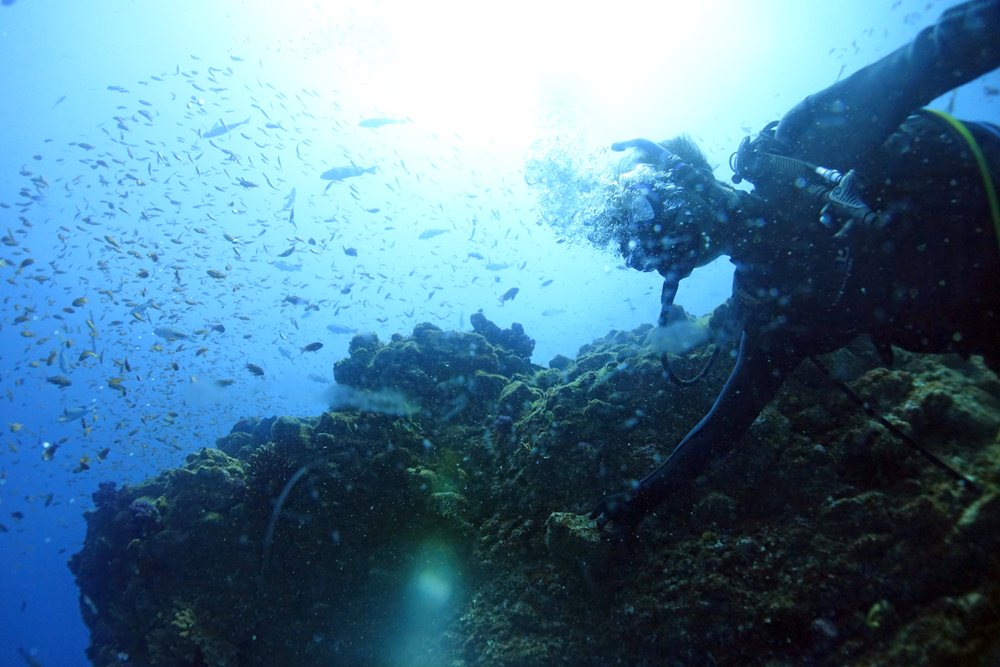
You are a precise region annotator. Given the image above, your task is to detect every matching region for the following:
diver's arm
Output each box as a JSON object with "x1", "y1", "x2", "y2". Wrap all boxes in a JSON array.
[
  {"x1": 776, "y1": 0, "x2": 1000, "y2": 169},
  {"x1": 591, "y1": 331, "x2": 796, "y2": 532}
]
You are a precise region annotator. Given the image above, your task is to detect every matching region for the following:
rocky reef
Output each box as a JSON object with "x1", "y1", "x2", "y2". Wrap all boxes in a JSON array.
[{"x1": 69, "y1": 311, "x2": 1000, "y2": 666}]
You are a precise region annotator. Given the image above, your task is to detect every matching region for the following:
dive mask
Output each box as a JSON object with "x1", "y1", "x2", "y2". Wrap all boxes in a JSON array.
[{"x1": 621, "y1": 181, "x2": 704, "y2": 281}]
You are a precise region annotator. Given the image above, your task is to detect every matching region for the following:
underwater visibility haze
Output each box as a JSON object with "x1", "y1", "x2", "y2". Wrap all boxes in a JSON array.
[{"x1": 2, "y1": 1, "x2": 1000, "y2": 666}]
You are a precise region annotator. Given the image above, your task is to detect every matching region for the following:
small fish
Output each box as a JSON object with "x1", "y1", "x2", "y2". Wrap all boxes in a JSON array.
[
  {"x1": 215, "y1": 378, "x2": 235, "y2": 388},
  {"x1": 499, "y1": 287, "x2": 519, "y2": 305},
  {"x1": 418, "y1": 229, "x2": 448, "y2": 240},
  {"x1": 207, "y1": 270, "x2": 227, "y2": 279},
  {"x1": 541, "y1": 279, "x2": 553, "y2": 287},
  {"x1": 278, "y1": 247, "x2": 296, "y2": 258},
  {"x1": 358, "y1": 117, "x2": 407, "y2": 128},
  {"x1": 42, "y1": 444, "x2": 59, "y2": 461},
  {"x1": 46, "y1": 376, "x2": 72, "y2": 388},
  {"x1": 246, "y1": 363, "x2": 265, "y2": 377},
  {"x1": 307, "y1": 373, "x2": 329, "y2": 383},
  {"x1": 343, "y1": 247, "x2": 358, "y2": 257},
  {"x1": 326, "y1": 324, "x2": 357, "y2": 335},
  {"x1": 300, "y1": 342, "x2": 324, "y2": 353},
  {"x1": 946, "y1": 89, "x2": 958, "y2": 114}
]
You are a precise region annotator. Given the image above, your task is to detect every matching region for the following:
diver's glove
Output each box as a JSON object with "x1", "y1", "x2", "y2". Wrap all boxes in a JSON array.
[{"x1": 589, "y1": 485, "x2": 657, "y2": 536}]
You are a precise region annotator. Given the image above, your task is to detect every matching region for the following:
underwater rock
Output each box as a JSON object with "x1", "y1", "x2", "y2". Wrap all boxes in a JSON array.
[
  {"x1": 493, "y1": 414, "x2": 514, "y2": 435},
  {"x1": 548, "y1": 354, "x2": 572, "y2": 370},
  {"x1": 127, "y1": 499, "x2": 160, "y2": 535},
  {"x1": 543, "y1": 511, "x2": 612, "y2": 569},
  {"x1": 92, "y1": 480, "x2": 118, "y2": 510},
  {"x1": 71, "y1": 322, "x2": 1000, "y2": 667},
  {"x1": 269, "y1": 415, "x2": 309, "y2": 454},
  {"x1": 470, "y1": 310, "x2": 535, "y2": 360},
  {"x1": 496, "y1": 380, "x2": 542, "y2": 420},
  {"x1": 333, "y1": 319, "x2": 542, "y2": 423},
  {"x1": 215, "y1": 415, "x2": 279, "y2": 461}
]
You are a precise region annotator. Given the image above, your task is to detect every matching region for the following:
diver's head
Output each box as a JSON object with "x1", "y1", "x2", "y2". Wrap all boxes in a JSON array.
[
  {"x1": 577, "y1": 135, "x2": 739, "y2": 292},
  {"x1": 616, "y1": 164, "x2": 728, "y2": 286},
  {"x1": 610, "y1": 136, "x2": 735, "y2": 282}
]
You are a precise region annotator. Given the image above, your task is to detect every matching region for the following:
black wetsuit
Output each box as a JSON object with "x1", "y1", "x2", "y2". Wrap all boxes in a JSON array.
[{"x1": 592, "y1": 0, "x2": 1000, "y2": 533}]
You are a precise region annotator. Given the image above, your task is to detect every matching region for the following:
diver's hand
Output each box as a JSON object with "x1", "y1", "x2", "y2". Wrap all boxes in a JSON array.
[
  {"x1": 610, "y1": 139, "x2": 679, "y2": 171},
  {"x1": 589, "y1": 488, "x2": 650, "y2": 534}
]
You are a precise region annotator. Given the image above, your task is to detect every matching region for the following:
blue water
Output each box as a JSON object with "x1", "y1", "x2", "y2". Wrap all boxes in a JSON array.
[{"x1": 1, "y1": 1, "x2": 997, "y2": 665}]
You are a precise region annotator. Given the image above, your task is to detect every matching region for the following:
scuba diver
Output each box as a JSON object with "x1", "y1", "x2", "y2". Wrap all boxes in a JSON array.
[{"x1": 590, "y1": 0, "x2": 1000, "y2": 535}]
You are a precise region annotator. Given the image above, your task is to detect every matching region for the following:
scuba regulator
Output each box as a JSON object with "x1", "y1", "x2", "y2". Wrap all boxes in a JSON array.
[{"x1": 730, "y1": 121, "x2": 889, "y2": 239}]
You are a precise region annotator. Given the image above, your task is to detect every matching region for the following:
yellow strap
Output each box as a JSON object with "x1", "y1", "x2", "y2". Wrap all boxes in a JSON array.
[{"x1": 924, "y1": 107, "x2": 1000, "y2": 255}]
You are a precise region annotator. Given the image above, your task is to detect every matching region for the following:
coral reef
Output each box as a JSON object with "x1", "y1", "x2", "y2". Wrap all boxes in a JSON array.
[{"x1": 70, "y1": 311, "x2": 1000, "y2": 666}]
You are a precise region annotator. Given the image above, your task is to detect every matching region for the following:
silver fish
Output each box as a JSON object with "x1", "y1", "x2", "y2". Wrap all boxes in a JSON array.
[
  {"x1": 271, "y1": 261, "x2": 303, "y2": 272},
  {"x1": 153, "y1": 326, "x2": 189, "y2": 339},
  {"x1": 202, "y1": 117, "x2": 250, "y2": 138},
  {"x1": 57, "y1": 405, "x2": 96, "y2": 423},
  {"x1": 320, "y1": 164, "x2": 377, "y2": 181},
  {"x1": 358, "y1": 117, "x2": 407, "y2": 129}
]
